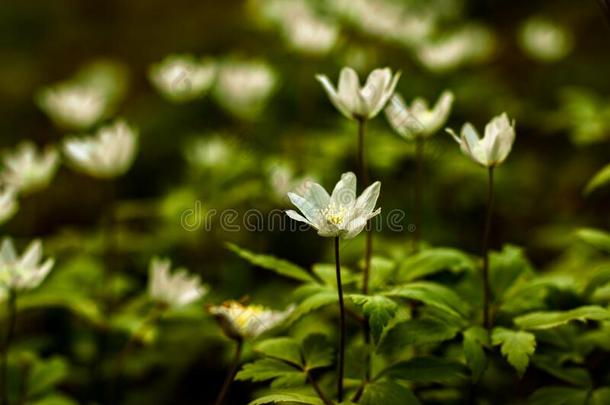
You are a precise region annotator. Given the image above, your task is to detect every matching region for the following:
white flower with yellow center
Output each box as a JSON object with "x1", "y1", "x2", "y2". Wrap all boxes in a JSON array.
[
  {"x1": 446, "y1": 113, "x2": 516, "y2": 168},
  {"x1": 0, "y1": 189, "x2": 18, "y2": 225},
  {"x1": 1, "y1": 142, "x2": 60, "y2": 194},
  {"x1": 149, "y1": 54, "x2": 216, "y2": 103},
  {"x1": 317, "y1": 67, "x2": 401, "y2": 120},
  {"x1": 208, "y1": 301, "x2": 293, "y2": 340},
  {"x1": 286, "y1": 172, "x2": 381, "y2": 239},
  {"x1": 385, "y1": 91, "x2": 454, "y2": 139},
  {"x1": 62, "y1": 119, "x2": 138, "y2": 179},
  {"x1": 148, "y1": 257, "x2": 207, "y2": 308},
  {"x1": 0, "y1": 238, "x2": 54, "y2": 295}
]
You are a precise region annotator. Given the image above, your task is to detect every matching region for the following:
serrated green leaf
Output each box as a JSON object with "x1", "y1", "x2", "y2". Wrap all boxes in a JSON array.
[
  {"x1": 489, "y1": 245, "x2": 533, "y2": 301},
  {"x1": 575, "y1": 228, "x2": 610, "y2": 254},
  {"x1": 384, "y1": 282, "x2": 469, "y2": 319},
  {"x1": 378, "y1": 356, "x2": 468, "y2": 383},
  {"x1": 286, "y1": 287, "x2": 338, "y2": 325},
  {"x1": 28, "y1": 357, "x2": 69, "y2": 398},
  {"x1": 397, "y1": 248, "x2": 475, "y2": 282},
  {"x1": 462, "y1": 326, "x2": 489, "y2": 382},
  {"x1": 528, "y1": 386, "x2": 589, "y2": 405},
  {"x1": 515, "y1": 306, "x2": 610, "y2": 330},
  {"x1": 361, "y1": 380, "x2": 421, "y2": 405},
  {"x1": 492, "y1": 327, "x2": 536, "y2": 377},
  {"x1": 377, "y1": 316, "x2": 459, "y2": 355},
  {"x1": 348, "y1": 295, "x2": 398, "y2": 344},
  {"x1": 227, "y1": 243, "x2": 317, "y2": 283},
  {"x1": 248, "y1": 393, "x2": 324, "y2": 405},
  {"x1": 236, "y1": 358, "x2": 299, "y2": 383},
  {"x1": 585, "y1": 162, "x2": 610, "y2": 194},
  {"x1": 255, "y1": 338, "x2": 303, "y2": 367},
  {"x1": 302, "y1": 334, "x2": 333, "y2": 370}
]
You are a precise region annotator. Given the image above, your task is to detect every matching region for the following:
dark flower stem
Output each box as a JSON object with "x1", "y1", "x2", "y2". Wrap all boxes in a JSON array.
[
  {"x1": 307, "y1": 372, "x2": 334, "y2": 405},
  {"x1": 482, "y1": 167, "x2": 495, "y2": 330},
  {"x1": 413, "y1": 137, "x2": 424, "y2": 252},
  {"x1": 334, "y1": 237, "x2": 346, "y2": 403},
  {"x1": 1, "y1": 290, "x2": 17, "y2": 405},
  {"x1": 213, "y1": 338, "x2": 243, "y2": 405}
]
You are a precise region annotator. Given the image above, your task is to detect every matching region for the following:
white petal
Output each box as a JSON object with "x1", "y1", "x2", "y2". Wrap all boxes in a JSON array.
[
  {"x1": 316, "y1": 74, "x2": 351, "y2": 119},
  {"x1": 337, "y1": 67, "x2": 361, "y2": 116},
  {"x1": 330, "y1": 172, "x2": 357, "y2": 206},
  {"x1": 287, "y1": 192, "x2": 321, "y2": 223},
  {"x1": 355, "y1": 181, "x2": 381, "y2": 214}
]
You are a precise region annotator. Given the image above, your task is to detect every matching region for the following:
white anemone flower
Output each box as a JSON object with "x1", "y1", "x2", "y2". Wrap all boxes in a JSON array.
[
  {"x1": 1, "y1": 142, "x2": 60, "y2": 194},
  {"x1": 0, "y1": 238, "x2": 55, "y2": 295},
  {"x1": 385, "y1": 91, "x2": 454, "y2": 139},
  {"x1": 149, "y1": 54, "x2": 216, "y2": 103},
  {"x1": 208, "y1": 301, "x2": 294, "y2": 340},
  {"x1": 148, "y1": 257, "x2": 207, "y2": 308},
  {"x1": 0, "y1": 188, "x2": 18, "y2": 225},
  {"x1": 284, "y1": 16, "x2": 339, "y2": 55},
  {"x1": 316, "y1": 67, "x2": 401, "y2": 120},
  {"x1": 62, "y1": 119, "x2": 138, "y2": 179},
  {"x1": 446, "y1": 113, "x2": 516, "y2": 168},
  {"x1": 286, "y1": 172, "x2": 381, "y2": 239}
]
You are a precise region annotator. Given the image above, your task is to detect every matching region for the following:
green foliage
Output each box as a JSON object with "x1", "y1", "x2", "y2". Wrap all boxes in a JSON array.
[
  {"x1": 492, "y1": 327, "x2": 536, "y2": 377},
  {"x1": 378, "y1": 356, "x2": 468, "y2": 384},
  {"x1": 462, "y1": 326, "x2": 489, "y2": 382},
  {"x1": 575, "y1": 228, "x2": 610, "y2": 254},
  {"x1": 397, "y1": 248, "x2": 476, "y2": 282},
  {"x1": 248, "y1": 393, "x2": 324, "y2": 405},
  {"x1": 384, "y1": 282, "x2": 470, "y2": 319},
  {"x1": 585, "y1": 163, "x2": 610, "y2": 194},
  {"x1": 515, "y1": 306, "x2": 610, "y2": 330},
  {"x1": 528, "y1": 386, "x2": 590, "y2": 405},
  {"x1": 348, "y1": 294, "x2": 398, "y2": 344},
  {"x1": 360, "y1": 380, "x2": 421, "y2": 405}
]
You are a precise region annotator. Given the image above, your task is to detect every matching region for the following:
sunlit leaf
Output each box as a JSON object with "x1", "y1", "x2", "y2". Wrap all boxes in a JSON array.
[
  {"x1": 575, "y1": 228, "x2": 610, "y2": 254},
  {"x1": 348, "y1": 294, "x2": 398, "y2": 344},
  {"x1": 384, "y1": 282, "x2": 469, "y2": 319},
  {"x1": 491, "y1": 327, "x2": 536, "y2": 377},
  {"x1": 515, "y1": 306, "x2": 610, "y2": 330},
  {"x1": 397, "y1": 248, "x2": 475, "y2": 282},
  {"x1": 462, "y1": 326, "x2": 489, "y2": 382},
  {"x1": 302, "y1": 334, "x2": 333, "y2": 370},
  {"x1": 585, "y1": 163, "x2": 610, "y2": 194},
  {"x1": 255, "y1": 337, "x2": 303, "y2": 367}
]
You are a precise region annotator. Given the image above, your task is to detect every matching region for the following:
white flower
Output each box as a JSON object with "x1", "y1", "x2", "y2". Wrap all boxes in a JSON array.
[
  {"x1": 184, "y1": 135, "x2": 233, "y2": 170},
  {"x1": 208, "y1": 301, "x2": 293, "y2": 340},
  {"x1": 283, "y1": 16, "x2": 338, "y2": 55},
  {"x1": 519, "y1": 17, "x2": 573, "y2": 62},
  {"x1": 385, "y1": 91, "x2": 454, "y2": 139},
  {"x1": 446, "y1": 113, "x2": 516, "y2": 168},
  {"x1": 316, "y1": 67, "x2": 401, "y2": 120},
  {"x1": 286, "y1": 172, "x2": 381, "y2": 239},
  {"x1": 1, "y1": 142, "x2": 60, "y2": 194},
  {"x1": 148, "y1": 257, "x2": 207, "y2": 308},
  {"x1": 149, "y1": 54, "x2": 216, "y2": 103},
  {"x1": 0, "y1": 238, "x2": 54, "y2": 294},
  {"x1": 0, "y1": 188, "x2": 18, "y2": 225},
  {"x1": 62, "y1": 119, "x2": 138, "y2": 179}
]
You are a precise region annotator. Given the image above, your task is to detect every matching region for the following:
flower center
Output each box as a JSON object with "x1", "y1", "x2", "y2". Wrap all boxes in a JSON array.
[{"x1": 321, "y1": 204, "x2": 347, "y2": 225}]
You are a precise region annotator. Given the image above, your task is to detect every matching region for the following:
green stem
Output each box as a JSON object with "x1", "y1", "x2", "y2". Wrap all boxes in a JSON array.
[
  {"x1": 334, "y1": 237, "x2": 346, "y2": 403},
  {"x1": 1, "y1": 290, "x2": 17, "y2": 405},
  {"x1": 307, "y1": 371, "x2": 334, "y2": 405},
  {"x1": 213, "y1": 339, "x2": 243, "y2": 405},
  {"x1": 482, "y1": 167, "x2": 495, "y2": 329},
  {"x1": 413, "y1": 137, "x2": 424, "y2": 252}
]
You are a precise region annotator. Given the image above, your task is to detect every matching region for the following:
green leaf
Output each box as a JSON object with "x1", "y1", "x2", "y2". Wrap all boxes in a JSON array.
[
  {"x1": 30, "y1": 394, "x2": 79, "y2": 405},
  {"x1": 286, "y1": 287, "x2": 338, "y2": 325},
  {"x1": 378, "y1": 357, "x2": 468, "y2": 384},
  {"x1": 227, "y1": 243, "x2": 317, "y2": 283},
  {"x1": 397, "y1": 248, "x2": 475, "y2": 282},
  {"x1": 462, "y1": 326, "x2": 489, "y2": 382},
  {"x1": 361, "y1": 380, "x2": 421, "y2": 405},
  {"x1": 575, "y1": 228, "x2": 610, "y2": 254},
  {"x1": 255, "y1": 338, "x2": 303, "y2": 367},
  {"x1": 491, "y1": 327, "x2": 536, "y2": 377},
  {"x1": 312, "y1": 263, "x2": 357, "y2": 286},
  {"x1": 236, "y1": 359, "x2": 300, "y2": 383},
  {"x1": 248, "y1": 393, "x2": 324, "y2": 405},
  {"x1": 348, "y1": 295, "x2": 398, "y2": 344},
  {"x1": 591, "y1": 387, "x2": 610, "y2": 405},
  {"x1": 377, "y1": 315, "x2": 459, "y2": 355},
  {"x1": 528, "y1": 386, "x2": 589, "y2": 405},
  {"x1": 532, "y1": 355, "x2": 591, "y2": 387},
  {"x1": 28, "y1": 357, "x2": 69, "y2": 398},
  {"x1": 515, "y1": 306, "x2": 610, "y2": 330},
  {"x1": 489, "y1": 245, "x2": 533, "y2": 301},
  {"x1": 585, "y1": 162, "x2": 610, "y2": 194},
  {"x1": 384, "y1": 282, "x2": 469, "y2": 319},
  {"x1": 302, "y1": 334, "x2": 333, "y2": 370}
]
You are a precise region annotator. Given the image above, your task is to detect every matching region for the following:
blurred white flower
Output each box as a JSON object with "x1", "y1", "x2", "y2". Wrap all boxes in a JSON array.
[
  {"x1": 286, "y1": 172, "x2": 381, "y2": 239},
  {"x1": 184, "y1": 135, "x2": 233, "y2": 170},
  {"x1": 214, "y1": 60, "x2": 277, "y2": 119},
  {"x1": 0, "y1": 238, "x2": 54, "y2": 294},
  {"x1": 268, "y1": 162, "x2": 315, "y2": 202},
  {"x1": 283, "y1": 16, "x2": 339, "y2": 55},
  {"x1": 0, "y1": 188, "x2": 18, "y2": 225},
  {"x1": 447, "y1": 113, "x2": 516, "y2": 168},
  {"x1": 1, "y1": 142, "x2": 60, "y2": 194},
  {"x1": 149, "y1": 54, "x2": 216, "y2": 102},
  {"x1": 63, "y1": 119, "x2": 138, "y2": 179},
  {"x1": 519, "y1": 17, "x2": 573, "y2": 62},
  {"x1": 385, "y1": 91, "x2": 454, "y2": 139},
  {"x1": 317, "y1": 67, "x2": 400, "y2": 120},
  {"x1": 208, "y1": 300, "x2": 293, "y2": 340},
  {"x1": 148, "y1": 257, "x2": 207, "y2": 308}
]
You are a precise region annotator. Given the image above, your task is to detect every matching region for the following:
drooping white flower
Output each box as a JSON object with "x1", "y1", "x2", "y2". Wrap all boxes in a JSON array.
[
  {"x1": 0, "y1": 188, "x2": 18, "y2": 225},
  {"x1": 208, "y1": 301, "x2": 293, "y2": 340},
  {"x1": 62, "y1": 119, "x2": 138, "y2": 179},
  {"x1": 1, "y1": 142, "x2": 60, "y2": 194},
  {"x1": 148, "y1": 257, "x2": 207, "y2": 308},
  {"x1": 385, "y1": 91, "x2": 454, "y2": 139},
  {"x1": 316, "y1": 67, "x2": 401, "y2": 120},
  {"x1": 149, "y1": 54, "x2": 216, "y2": 103},
  {"x1": 0, "y1": 238, "x2": 54, "y2": 294},
  {"x1": 446, "y1": 113, "x2": 516, "y2": 168},
  {"x1": 286, "y1": 172, "x2": 381, "y2": 239}
]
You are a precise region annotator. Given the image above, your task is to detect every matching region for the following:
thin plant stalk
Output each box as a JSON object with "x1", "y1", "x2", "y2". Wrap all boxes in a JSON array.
[
  {"x1": 1, "y1": 290, "x2": 17, "y2": 405},
  {"x1": 481, "y1": 167, "x2": 495, "y2": 329},
  {"x1": 306, "y1": 372, "x2": 334, "y2": 405},
  {"x1": 334, "y1": 237, "x2": 346, "y2": 403},
  {"x1": 413, "y1": 137, "x2": 424, "y2": 252},
  {"x1": 213, "y1": 339, "x2": 244, "y2": 405}
]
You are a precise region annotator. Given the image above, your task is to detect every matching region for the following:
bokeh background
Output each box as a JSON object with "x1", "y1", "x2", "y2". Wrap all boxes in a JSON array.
[{"x1": 1, "y1": 0, "x2": 610, "y2": 403}]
